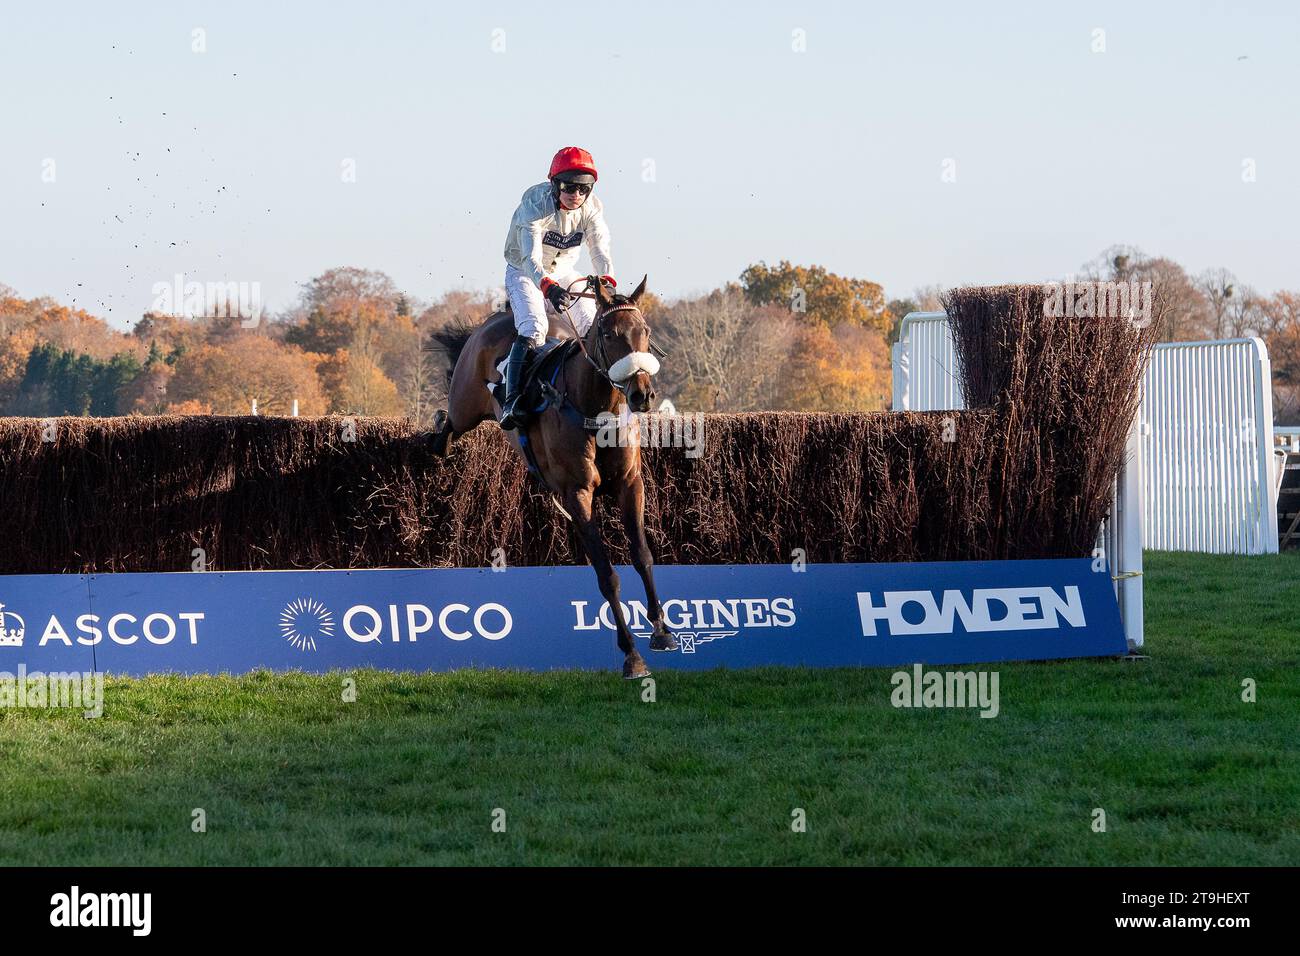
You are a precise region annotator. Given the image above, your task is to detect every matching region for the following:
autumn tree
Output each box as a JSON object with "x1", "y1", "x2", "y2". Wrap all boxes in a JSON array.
[
  {"x1": 118, "y1": 362, "x2": 174, "y2": 415},
  {"x1": 778, "y1": 322, "x2": 889, "y2": 412},
  {"x1": 300, "y1": 267, "x2": 399, "y2": 316},
  {"x1": 284, "y1": 304, "x2": 361, "y2": 354},
  {"x1": 1261, "y1": 291, "x2": 1300, "y2": 423},
  {"x1": 168, "y1": 335, "x2": 327, "y2": 415},
  {"x1": 0, "y1": 325, "x2": 39, "y2": 408},
  {"x1": 284, "y1": 267, "x2": 402, "y2": 354},
  {"x1": 1, "y1": 293, "x2": 141, "y2": 409},
  {"x1": 654, "y1": 287, "x2": 796, "y2": 411},
  {"x1": 19, "y1": 298, "x2": 137, "y2": 360},
  {"x1": 740, "y1": 261, "x2": 889, "y2": 335},
  {"x1": 131, "y1": 311, "x2": 208, "y2": 358},
  {"x1": 315, "y1": 349, "x2": 405, "y2": 416}
]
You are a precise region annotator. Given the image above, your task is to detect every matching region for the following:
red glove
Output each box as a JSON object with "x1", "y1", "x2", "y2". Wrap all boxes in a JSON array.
[{"x1": 600, "y1": 275, "x2": 617, "y2": 289}]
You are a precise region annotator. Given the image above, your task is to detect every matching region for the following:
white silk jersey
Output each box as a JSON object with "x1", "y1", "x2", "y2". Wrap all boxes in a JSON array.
[{"x1": 502, "y1": 182, "x2": 613, "y2": 288}]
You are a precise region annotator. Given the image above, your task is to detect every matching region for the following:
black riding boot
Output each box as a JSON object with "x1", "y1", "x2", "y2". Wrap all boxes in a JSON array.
[{"x1": 498, "y1": 335, "x2": 535, "y2": 430}]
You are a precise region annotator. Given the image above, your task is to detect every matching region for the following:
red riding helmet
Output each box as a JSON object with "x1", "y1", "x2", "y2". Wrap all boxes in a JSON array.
[{"x1": 548, "y1": 146, "x2": 598, "y2": 184}]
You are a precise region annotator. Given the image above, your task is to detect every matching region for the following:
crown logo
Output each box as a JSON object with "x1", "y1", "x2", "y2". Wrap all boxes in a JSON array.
[{"x1": 0, "y1": 604, "x2": 25, "y2": 647}]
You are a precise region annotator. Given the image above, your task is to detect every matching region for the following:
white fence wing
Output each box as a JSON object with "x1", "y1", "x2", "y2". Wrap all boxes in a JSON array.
[
  {"x1": 892, "y1": 314, "x2": 1279, "y2": 556},
  {"x1": 891, "y1": 312, "x2": 964, "y2": 411},
  {"x1": 891, "y1": 312, "x2": 1144, "y2": 649},
  {"x1": 1140, "y1": 339, "x2": 1277, "y2": 555}
]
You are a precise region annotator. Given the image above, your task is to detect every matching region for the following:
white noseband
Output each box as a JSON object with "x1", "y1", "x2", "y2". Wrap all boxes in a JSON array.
[{"x1": 607, "y1": 351, "x2": 660, "y2": 383}]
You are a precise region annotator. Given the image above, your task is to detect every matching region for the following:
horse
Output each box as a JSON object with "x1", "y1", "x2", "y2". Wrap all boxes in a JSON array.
[{"x1": 428, "y1": 275, "x2": 678, "y2": 679}]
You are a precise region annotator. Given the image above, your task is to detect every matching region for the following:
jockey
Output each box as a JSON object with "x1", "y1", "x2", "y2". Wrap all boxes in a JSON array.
[{"x1": 499, "y1": 146, "x2": 615, "y2": 429}]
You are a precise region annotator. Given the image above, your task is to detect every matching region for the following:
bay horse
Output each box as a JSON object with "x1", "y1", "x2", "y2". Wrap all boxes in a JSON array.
[{"x1": 428, "y1": 275, "x2": 678, "y2": 678}]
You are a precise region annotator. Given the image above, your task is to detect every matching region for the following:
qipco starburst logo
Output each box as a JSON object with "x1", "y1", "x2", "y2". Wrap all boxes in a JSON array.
[{"x1": 279, "y1": 598, "x2": 335, "y2": 652}]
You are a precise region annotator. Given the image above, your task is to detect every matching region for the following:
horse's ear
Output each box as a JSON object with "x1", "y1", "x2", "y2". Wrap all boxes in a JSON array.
[
  {"x1": 593, "y1": 276, "x2": 613, "y2": 308},
  {"x1": 629, "y1": 274, "x2": 648, "y2": 306}
]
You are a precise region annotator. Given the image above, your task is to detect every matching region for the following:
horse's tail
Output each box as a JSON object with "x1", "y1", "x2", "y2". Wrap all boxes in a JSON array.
[{"x1": 427, "y1": 316, "x2": 484, "y2": 386}]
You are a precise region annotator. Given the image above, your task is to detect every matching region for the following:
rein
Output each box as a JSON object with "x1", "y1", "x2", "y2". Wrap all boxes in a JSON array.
[
  {"x1": 558, "y1": 278, "x2": 641, "y2": 394},
  {"x1": 561, "y1": 276, "x2": 667, "y2": 359},
  {"x1": 540, "y1": 277, "x2": 651, "y2": 430}
]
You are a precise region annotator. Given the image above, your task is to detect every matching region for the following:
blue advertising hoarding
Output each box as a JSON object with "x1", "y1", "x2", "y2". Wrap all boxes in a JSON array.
[{"x1": 0, "y1": 559, "x2": 1127, "y2": 675}]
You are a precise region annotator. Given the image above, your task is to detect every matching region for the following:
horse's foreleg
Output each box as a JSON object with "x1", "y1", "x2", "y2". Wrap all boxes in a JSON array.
[
  {"x1": 432, "y1": 358, "x2": 498, "y2": 457},
  {"x1": 429, "y1": 409, "x2": 452, "y2": 457},
  {"x1": 617, "y1": 478, "x2": 677, "y2": 652},
  {"x1": 566, "y1": 486, "x2": 650, "y2": 680}
]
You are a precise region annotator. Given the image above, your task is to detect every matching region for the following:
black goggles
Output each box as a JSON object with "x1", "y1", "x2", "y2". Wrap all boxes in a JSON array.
[{"x1": 558, "y1": 181, "x2": 592, "y2": 195}]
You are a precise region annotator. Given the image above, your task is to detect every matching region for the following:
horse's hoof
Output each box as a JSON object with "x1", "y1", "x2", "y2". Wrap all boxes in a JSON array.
[
  {"x1": 649, "y1": 627, "x2": 679, "y2": 652},
  {"x1": 623, "y1": 658, "x2": 651, "y2": 680}
]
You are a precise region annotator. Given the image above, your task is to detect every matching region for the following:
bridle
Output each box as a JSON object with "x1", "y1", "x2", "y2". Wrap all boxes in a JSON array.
[{"x1": 559, "y1": 276, "x2": 660, "y2": 396}]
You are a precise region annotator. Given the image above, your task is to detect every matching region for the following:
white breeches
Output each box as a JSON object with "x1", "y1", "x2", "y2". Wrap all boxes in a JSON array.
[{"x1": 504, "y1": 263, "x2": 598, "y2": 347}]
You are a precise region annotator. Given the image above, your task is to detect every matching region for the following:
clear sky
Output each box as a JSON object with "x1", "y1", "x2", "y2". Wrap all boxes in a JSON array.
[{"x1": 1, "y1": 0, "x2": 1297, "y2": 326}]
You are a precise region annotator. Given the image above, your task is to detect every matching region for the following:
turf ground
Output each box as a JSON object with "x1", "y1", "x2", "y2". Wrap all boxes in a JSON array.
[{"x1": 1, "y1": 551, "x2": 1297, "y2": 866}]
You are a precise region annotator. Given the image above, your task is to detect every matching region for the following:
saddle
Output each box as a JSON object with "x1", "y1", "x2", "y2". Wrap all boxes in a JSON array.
[{"x1": 491, "y1": 337, "x2": 583, "y2": 424}]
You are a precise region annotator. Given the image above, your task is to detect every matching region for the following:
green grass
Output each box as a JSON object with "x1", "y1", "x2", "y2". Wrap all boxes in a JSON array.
[{"x1": 2, "y1": 551, "x2": 1298, "y2": 865}]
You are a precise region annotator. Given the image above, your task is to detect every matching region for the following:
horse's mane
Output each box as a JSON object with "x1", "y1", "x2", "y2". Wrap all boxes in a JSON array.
[{"x1": 428, "y1": 316, "x2": 483, "y2": 385}]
